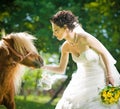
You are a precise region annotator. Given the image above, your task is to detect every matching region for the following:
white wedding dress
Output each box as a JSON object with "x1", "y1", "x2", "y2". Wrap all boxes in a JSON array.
[{"x1": 55, "y1": 49, "x2": 120, "y2": 109}]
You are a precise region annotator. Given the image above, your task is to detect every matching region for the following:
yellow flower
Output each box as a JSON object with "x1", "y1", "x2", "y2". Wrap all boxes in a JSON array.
[
  {"x1": 109, "y1": 97, "x2": 115, "y2": 103},
  {"x1": 102, "y1": 91, "x2": 107, "y2": 97},
  {"x1": 106, "y1": 92, "x2": 112, "y2": 97},
  {"x1": 114, "y1": 93, "x2": 119, "y2": 99},
  {"x1": 118, "y1": 91, "x2": 120, "y2": 95}
]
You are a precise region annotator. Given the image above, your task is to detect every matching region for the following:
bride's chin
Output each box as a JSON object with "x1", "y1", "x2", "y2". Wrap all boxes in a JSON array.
[{"x1": 57, "y1": 37, "x2": 63, "y2": 40}]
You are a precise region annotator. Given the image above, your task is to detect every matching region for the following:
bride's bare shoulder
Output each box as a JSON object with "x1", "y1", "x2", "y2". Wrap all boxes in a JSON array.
[{"x1": 61, "y1": 41, "x2": 71, "y2": 52}]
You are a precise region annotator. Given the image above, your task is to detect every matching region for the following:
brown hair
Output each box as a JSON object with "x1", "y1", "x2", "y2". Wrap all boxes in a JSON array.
[{"x1": 50, "y1": 10, "x2": 79, "y2": 30}]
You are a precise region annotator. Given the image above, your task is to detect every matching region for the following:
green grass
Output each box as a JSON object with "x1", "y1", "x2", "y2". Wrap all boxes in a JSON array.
[
  {"x1": 0, "y1": 95, "x2": 59, "y2": 109},
  {"x1": 15, "y1": 95, "x2": 59, "y2": 109},
  {"x1": 0, "y1": 105, "x2": 6, "y2": 109}
]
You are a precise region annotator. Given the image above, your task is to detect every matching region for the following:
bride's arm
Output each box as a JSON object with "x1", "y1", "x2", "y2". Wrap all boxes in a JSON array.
[
  {"x1": 42, "y1": 42, "x2": 69, "y2": 74},
  {"x1": 81, "y1": 31, "x2": 114, "y2": 86}
]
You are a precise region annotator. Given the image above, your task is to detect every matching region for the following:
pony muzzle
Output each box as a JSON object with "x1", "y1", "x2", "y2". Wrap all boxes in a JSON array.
[{"x1": 34, "y1": 59, "x2": 44, "y2": 68}]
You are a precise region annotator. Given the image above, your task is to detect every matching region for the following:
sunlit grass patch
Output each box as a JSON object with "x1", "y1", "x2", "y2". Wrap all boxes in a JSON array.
[{"x1": 15, "y1": 95, "x2": 59, "y2": 109}]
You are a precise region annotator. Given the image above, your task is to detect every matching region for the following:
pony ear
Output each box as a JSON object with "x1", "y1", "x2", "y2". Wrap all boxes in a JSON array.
[{"x1": 2, "y1": 37, "x2": 12, "y2": 43}]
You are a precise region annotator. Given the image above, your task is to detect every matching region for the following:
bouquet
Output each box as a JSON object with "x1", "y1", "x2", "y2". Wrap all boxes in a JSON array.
[{"x1": 99, "y1": 85, "x2": 120, "y2": 105}]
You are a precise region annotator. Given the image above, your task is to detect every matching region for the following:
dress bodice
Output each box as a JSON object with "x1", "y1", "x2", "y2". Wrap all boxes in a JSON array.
[{"x1": 72, "y1": 49, "x2": 100, "y2": 66}]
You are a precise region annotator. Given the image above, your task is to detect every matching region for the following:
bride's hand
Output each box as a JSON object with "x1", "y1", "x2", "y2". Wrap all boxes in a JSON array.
[
  {"x1": 41, "y1": 66, "x2": 46, "y2": 70},
  {"x1": 106, "y1": 76, "x2": 114, "y2": 86}
]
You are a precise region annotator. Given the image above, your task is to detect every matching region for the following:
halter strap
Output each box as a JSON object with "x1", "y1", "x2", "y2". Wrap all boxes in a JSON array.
[
  {"x1": 4, "y1": 41, "x2": 31, "y2": 62},
  {"x1": 0, "y1": 63, "x2": 1, "y2": 70}
]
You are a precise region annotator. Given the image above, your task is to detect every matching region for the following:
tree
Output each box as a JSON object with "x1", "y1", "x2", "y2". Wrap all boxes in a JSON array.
[{"x1": 84, "y1": 0, "x2": 120, "y2": 70}]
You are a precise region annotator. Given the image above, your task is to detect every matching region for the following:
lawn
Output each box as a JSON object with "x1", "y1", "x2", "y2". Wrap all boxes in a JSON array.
[{"x1": 0, "y1": 95, "x2": 59, "y2": 109}]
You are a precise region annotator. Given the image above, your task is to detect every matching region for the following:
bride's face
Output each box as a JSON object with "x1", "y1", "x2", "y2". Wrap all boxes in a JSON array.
[{"x1": 51, "y1": 22, "x2": 67, "y2": 40}]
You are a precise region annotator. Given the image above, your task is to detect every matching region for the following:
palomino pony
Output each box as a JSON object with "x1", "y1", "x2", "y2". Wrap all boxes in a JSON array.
[{"x1": 0, "y1": 32, "x2": 43, "y2": 109}]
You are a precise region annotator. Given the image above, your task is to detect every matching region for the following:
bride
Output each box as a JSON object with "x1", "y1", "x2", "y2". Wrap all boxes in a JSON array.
[{"x1": 41, "y1": 10, "x2": 120, "y2": 109}]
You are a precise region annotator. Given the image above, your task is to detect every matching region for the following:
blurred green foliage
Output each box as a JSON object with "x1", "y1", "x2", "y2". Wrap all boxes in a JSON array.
[
  {"x1": 22, "y1": 68, "x2": 42, "y2": 90},
  {"x1": 0, "y1": 0, "x2": 120, "y2": 98}
]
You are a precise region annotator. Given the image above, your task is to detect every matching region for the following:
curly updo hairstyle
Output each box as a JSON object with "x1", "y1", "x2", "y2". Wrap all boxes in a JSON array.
[{"x1": 50, "y1": 10, "x2": 79, "y2": 31}]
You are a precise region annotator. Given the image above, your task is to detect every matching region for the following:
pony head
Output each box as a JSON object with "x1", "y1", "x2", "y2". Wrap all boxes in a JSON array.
[{"x1": 2, "y1": 32, "x2": 43, "y2": 68}]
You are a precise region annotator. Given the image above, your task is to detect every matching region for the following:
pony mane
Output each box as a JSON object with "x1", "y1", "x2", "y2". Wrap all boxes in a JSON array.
[
  {"x1": 4, "y1": 32, "x2": 39, "y2": 94},
  {"x1": 7, "y1": 32, "x2": 38, "y2": 55}
]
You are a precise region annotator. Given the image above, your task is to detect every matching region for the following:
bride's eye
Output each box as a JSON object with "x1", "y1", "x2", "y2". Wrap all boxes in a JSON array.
[
  {"x1": 54, "y1": 29, "x2": 59, "y2": 34},
  {"x1": 55, "y1": 29, "x2": 58, "y2": 32}
]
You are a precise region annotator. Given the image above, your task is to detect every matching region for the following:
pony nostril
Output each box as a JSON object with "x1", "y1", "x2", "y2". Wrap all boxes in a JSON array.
[
  {"x1": 41, "y1": 61, "x2": 44, "y2": 66},
  {"x1": 33, "y1": 61, "x2": 40, "y2": 68},
  {"x1": 34, "y1": 58, "x2": 44, "y2": 68},
  {"x1": 39, "y1": 57, "x2": 44, "y2": 66},
  {"x1": 40, "y1": 60, "x2": 44, "y2": 67},
  {"x1": 41, "y1": 59, "x2": 44, "y2": 66}
]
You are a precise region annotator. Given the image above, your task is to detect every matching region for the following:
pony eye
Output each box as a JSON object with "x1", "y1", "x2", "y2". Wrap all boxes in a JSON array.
[{"x1": 55, "y1": 29, "x2": 57, "y2": 31}]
